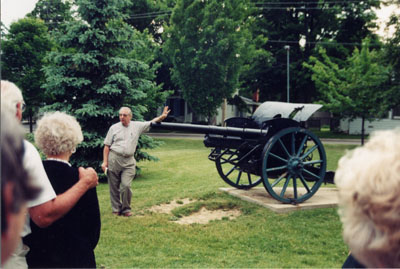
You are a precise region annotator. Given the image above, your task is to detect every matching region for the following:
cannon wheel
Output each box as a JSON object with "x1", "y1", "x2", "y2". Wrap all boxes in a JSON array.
[
  {"x1": 215, "y1": 148, "x2": 263, "y2": 189},
  {"x1": 261, "y1": 127, "x2": 326, "y2": 204}
]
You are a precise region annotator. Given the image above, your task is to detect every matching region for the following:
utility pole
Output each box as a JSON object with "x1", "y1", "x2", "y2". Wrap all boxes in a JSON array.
[
  {"x1": 221, "y1": 98, "x2": 227, "y2": 126},
  {"x1": 284, "y1": 45, "x2": 290, "y2": 103}
]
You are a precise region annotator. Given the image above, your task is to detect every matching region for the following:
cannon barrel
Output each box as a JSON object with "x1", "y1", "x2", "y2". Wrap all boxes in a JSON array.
[{"x1": 151, "y1": 122, "x2": 268, "y2": 137}]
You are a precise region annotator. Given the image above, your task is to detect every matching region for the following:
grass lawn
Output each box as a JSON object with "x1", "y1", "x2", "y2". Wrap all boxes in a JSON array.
[
  {"x1": 311, "y1": 127, "x2": 366, "y2": 141},
  {"x1": 94, "y1": 138, "x2": 356, "y2": 268}
]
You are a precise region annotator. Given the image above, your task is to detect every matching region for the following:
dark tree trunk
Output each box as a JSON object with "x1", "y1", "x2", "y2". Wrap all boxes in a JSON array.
[
  {"x1": 361, "y1": 117, "x2": 365, "y2": 145},
  {"x1": 29, "y1": 111, "x2": 33, "y2": 133}
]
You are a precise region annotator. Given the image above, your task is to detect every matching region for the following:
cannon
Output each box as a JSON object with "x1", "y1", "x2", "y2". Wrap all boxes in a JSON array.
[{"x1": 151, "y1": 101, "x2": 333, "y2": 204}]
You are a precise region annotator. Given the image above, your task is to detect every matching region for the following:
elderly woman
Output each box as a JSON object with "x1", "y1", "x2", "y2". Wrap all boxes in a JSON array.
[
  {"x1": 335, "y1": 128, "x2": 400, "y2": 268},
  {"x1": 23, "y1": 111, "x2": 101, "y2": 268}
]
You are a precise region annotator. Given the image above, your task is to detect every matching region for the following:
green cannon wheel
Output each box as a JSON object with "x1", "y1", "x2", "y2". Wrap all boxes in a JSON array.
[
  {"x1": 215, "y1": 148, "x2": 263, "y2": 189},
  {"x1": 261, "y1": 127, "x2": 326, "y2": 204}
]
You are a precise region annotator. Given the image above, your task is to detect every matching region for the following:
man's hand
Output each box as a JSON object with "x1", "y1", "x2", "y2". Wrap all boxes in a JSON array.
[
  {"x1": 161, "y1": 106, "x2": 170, "y2": 119},
  {"x1": 151, "y1": 106, "x2": 171, "y2": 123},
  {"x1": 78, "y1": 167, "x2": 98, "y2": 189},
  {"x1": 101, "y1": 162, "x2": 108, "y2": 173},
  {"x1": 158, "y1": 106, "x2": 171, "y2": 122}
]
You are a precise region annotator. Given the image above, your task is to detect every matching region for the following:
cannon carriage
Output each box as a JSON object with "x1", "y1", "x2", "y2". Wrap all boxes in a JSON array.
[{"x1": 151, "y1": 101, "x2": 333, "y2": 204}]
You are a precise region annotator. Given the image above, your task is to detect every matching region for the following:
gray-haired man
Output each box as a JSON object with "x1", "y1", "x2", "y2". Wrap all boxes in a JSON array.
[
  {"x1": 102, "y1": 106, "x2": 169, "y2": 217},
  {"x1": 1, "y1": 108, "x2": 40, "y2": 266}
]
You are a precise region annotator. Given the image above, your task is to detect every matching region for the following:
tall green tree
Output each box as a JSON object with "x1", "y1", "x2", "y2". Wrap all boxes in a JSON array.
[
  {"x1": 304, "y1": 40, "x2": 394, "y2": 144},
  {"x1": 42, "y1": 0, "x2": 169, "y2": 169},
  {"x1": 28, "y1": 0, "x2": 73, "y2": 33},
  {"x1": 1, "y1": 17, "x2": 53, "y2": 132},
  {"x1": 163, "y1": 0, "x2": 266, "y2": 121},
  {"x1": 247, "y1": 0, "x2": 380, "y2": 103}
]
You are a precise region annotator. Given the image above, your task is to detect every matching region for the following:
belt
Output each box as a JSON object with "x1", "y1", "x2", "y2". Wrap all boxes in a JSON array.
[{"x1": 110, "y1": 150, "x2": 132, "y2": 158}]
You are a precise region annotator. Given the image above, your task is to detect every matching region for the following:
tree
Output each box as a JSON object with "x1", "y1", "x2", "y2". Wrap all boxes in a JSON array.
[
  {"x1": 124, "y1": 0, "x2": 178, "y2": 97},
  {"x1": 1, "y1": 17, "x2": 53, "y2": 132},
  {"x1": 28, "y1": 0, "x2": 73, "y2": 33},
  {"x1": 247, "y1": 0, "x2": 380, "y2": 103},
  {"x1": 1, "y1": 21, "x2": 8, "y2": 36},
  {"x1": 304, "y1": 40, "x2": 394, "y2": 144},
  {"x1": 163, "y1": 0, "x2": 266, "y2": 122},
  {"x1": 42, "y1": 0, "x2": 169, "y2": 170}
]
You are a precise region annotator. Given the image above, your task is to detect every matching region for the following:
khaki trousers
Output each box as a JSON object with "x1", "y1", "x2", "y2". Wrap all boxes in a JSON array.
[{"x1": 107, "y1": 151, "x2": 136, "y2": 214}]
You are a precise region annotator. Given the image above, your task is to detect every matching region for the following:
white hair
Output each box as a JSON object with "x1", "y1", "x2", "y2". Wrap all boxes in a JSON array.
[
  {"x1": 34, "y1": 111, "x2": 83, "y2": 156},
  {"x1": 335, "y1": 128, "x2": 400, "y2": 267},
  {"x1": 1, "y1": 80, "x2": 24, "y2": 115},
  {"x1": 119, "y1": 107, "x2": 132, "y2": 115}
]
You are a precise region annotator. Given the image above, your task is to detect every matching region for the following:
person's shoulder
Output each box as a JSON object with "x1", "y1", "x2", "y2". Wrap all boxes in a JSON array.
[
  {"x1": 131, "y1": 121, "x2": 147, "y2": 127},
  {"x1": 133, "y1": 120, "x2": 150, "y2": 125},
  {"x1": 23, "y1": 139, "x2": 37, "y2": 151},
  {"x1": 44, "y1": 161, "x2": 79, "y2": 184},
  {"x1": 110, "y1": 122, "x2": 122, "y2": 129},
  {"x1": 23, "y1": 140, "x2": 41, "y2": 158}
]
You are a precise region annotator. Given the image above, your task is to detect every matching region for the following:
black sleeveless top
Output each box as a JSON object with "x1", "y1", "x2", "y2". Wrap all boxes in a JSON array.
[{"x1": 24, "y1": 160, "x2": 101, "y2": 268}]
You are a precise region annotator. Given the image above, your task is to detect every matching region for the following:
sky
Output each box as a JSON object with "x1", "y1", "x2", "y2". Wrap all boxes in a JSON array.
[
  {"x1": 1, "y1": 0, "x2": 38, "y2": 28},
  {"x1": 1, "y1": 0, "x2": 399, "y2": 38}
]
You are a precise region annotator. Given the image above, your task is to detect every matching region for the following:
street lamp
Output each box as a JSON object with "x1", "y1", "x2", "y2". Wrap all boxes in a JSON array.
[{"x1": 284, "y1": 45, "x2": 290, "y2": 103}]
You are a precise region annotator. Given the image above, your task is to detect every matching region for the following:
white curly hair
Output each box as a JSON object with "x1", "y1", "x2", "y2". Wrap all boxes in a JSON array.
[
  {"x1": 34, "y1": 111, "x2": 83, "y2": 156},
  {"x1": 335, "y1": 128, "x2": 400, "y2": 268}
]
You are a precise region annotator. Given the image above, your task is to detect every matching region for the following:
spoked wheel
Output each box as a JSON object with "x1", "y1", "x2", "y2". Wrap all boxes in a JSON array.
[
  {"x1": 215, "y1": 148, "x2": 263, "y2": 189},
  {"x1": 261, "y1": 127, "x2": 326, "y2": 204}
]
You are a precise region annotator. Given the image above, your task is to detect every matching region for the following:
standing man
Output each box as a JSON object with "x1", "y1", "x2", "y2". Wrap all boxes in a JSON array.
[
  {"x1": 1, "y1": 80, "x2": 99, "y2": 269},
  {"x1": 1, "y1": 108, "x2": 40, "y2": 266},
  {"x1": 102, "y1": 106, "x2": 170, "y2": 217}
]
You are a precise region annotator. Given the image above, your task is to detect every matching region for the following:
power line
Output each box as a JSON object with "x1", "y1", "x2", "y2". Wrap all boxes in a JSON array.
[
  {"x1": 258, "y1": 7, "x2": 349, "y2": 9},
  {"x1": 266, "y1": 39, "x2": 383, "y2": 47},
  {"x1": 255, "y1": 0, "x2": 386, "y2": 10},
  {"x1": 128, "y1": 11, "x2": 172, "y2": 20},
  {"x1": 63, "y1": 1, "x2": 387, "y2": 21},
  {"x1": 255, "y1": 0, "x2": 385, "y2": 4},
  {"x1": 127, "y1": 1, "x2": 385, "y2": 19},
  {"x1": 19, "y1": 1, "x2": 394, "y2": 27},
  {"x1": 127, "y1": 10, "x2": 172, "y2": 19}
]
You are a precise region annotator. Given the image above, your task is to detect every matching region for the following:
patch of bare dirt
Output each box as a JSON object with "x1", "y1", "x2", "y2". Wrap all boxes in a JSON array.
[
  {"x1": 174, "y1": 207, "x2": 241, "y2": 225},
  {"x1": 149, "y1": 198, "x2": 195, "y2": 214},
  {"x1": 148, "y1": 198, "x2": 241, "y2": 224}
]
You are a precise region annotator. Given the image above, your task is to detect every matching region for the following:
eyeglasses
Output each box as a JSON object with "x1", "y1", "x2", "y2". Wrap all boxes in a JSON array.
[
  {"x1": 17, "y1": 102, "x2": 26, "y2": 112},
  {"x1": 119, "y1": 113, "x2": 129, "y2": 117}
]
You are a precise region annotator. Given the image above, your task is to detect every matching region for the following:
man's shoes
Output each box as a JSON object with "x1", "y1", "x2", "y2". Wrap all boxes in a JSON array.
[
  {"x1": 122, "y1": 212, "x2": 133, "y2": 217},
  {"x1": 112, "y1": 211, "x2": 132, "y2": 217}
]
